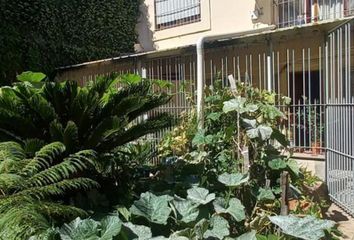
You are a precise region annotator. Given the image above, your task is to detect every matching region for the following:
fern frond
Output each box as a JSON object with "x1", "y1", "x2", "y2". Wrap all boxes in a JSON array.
[
  {"x1": 84, "y1": 116, "x2": 126, "y2": 148},
  {"x1": 37, "y1": 201, "x2": 88, "y2": 220},
  {"x1": 0, "y1": 141, "x2": 25, "y2": 161},
  {"x1": 16, "y1": 178, "x2": 99, "y2": 200},
  {"x1": 0, "y1": 142, "x2": 27, "y2": 174},
  {"x1": 25, "y1": 150, "x2": 96, "y2": 188},
  {"x1": 23, "y1": 139, "x2": 46, "y2": 157},
  {"x1": 49, "y1": 120, "x2": 64, "y2": 142},
  {"x1": 100, "y1": 81, "x2": 150, "y2": 118},
  {"x1": 22, "y1": 142, "x2": 66, "y2": 176},
  {"x1": 0, "y1": 173, "x2": 24, "y2": 193},
  {"x1": 0, "y1": 158, "x2": 29, "y2": 174},
  {"x1": 63, "y1": 121, "x2": 79, "y2": 153},
  {"x1": 127, "y1": 94, "x2": 171, "y2": 121},
  {"x1": 89, "y1": 74, "x2": 118, "y2": 98},
  {"x1": 0, "y1": 204, "x2": 50, "y2": 240},
  {"x1": 98, "y1": 113, "x2": 173, "y2": 151}
]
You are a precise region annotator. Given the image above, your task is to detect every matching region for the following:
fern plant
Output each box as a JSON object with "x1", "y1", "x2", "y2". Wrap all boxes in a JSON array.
[
  {"x1": 0, "y1": 141, "x2": 99, "y2": 239},
  {"x1": 0, "y1": 74, "x2": 172, "y2": 154}
]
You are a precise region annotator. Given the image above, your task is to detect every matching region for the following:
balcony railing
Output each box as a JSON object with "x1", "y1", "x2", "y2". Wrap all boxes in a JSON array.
[
  {"x1": 276, "y1": 0, "x2": 354, "y2": 28},
  {"x1": 155, "y1": 0, "x2": 201, "y2": 31}
]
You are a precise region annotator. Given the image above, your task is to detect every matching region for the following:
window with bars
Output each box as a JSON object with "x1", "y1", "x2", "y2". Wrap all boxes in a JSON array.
[
  {"x1": 155, "y1": 0, "x2": 201, "y2": 31},
  {"x1": 276, "y1": 0, "x2": 354, "y2": 28}
]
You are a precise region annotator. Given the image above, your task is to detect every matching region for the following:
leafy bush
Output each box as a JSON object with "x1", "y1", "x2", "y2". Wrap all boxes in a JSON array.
[
  {"x1": 0, "y1": 0, "x2": 140, "y2": 84},
  {"x1": 0, "y1": 141, "x2": 98, "y2": 239},
  {"x1": 0, "y1": 73, "x2": 173, "y2": 207},
  {"x1": 0, "y1": 74, "x2": 172, "y2": 155},
  {"x1": 32, "y1": 176, "x2": 335, "y2": 239},
  {"x1": 159, "y1": 80, "x2": 295, "y2": 191}
]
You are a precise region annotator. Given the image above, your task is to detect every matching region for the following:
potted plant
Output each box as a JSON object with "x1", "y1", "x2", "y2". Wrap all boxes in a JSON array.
[
  {"x1": 293, "y1": 97, "x2": 324, "y2": 155},
  {"x1": 309, "y1": 104, "x2": 324, "y2": 155}
]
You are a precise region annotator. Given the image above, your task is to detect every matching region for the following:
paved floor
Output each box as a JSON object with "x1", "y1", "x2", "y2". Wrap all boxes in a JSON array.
[{"x1": 326, "y1": 204, "x2": 354, "y2": 240}]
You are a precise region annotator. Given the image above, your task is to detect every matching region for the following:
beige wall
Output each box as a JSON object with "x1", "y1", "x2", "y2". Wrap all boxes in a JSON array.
[{"x1": 136, "y1": 0, "x2": 274, "y2": 52}]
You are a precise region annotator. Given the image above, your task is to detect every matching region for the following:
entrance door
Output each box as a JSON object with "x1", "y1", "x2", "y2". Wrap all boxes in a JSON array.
[{"x1": 325, "y1": 20, "x2": 354, "y2": 216}]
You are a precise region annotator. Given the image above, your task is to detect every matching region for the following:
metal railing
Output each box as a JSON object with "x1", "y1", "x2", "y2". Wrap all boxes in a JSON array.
[
  {"x1": 57, "y1": 42, "x2": 331, "y2": 157},
  {"x1": 155, "y1": 0, "x2": 201, "y2": 30},
  {"x1": 325, "y1": 21, "x2": 354, "y2": 216},
  {"x1": 276, "y1": 0, "x2": 354, "y2": 28}
]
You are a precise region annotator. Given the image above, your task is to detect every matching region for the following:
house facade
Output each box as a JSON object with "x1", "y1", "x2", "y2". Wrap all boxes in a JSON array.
[{"x1": 57, "y1": 0, "x2": 354, "y2": 215}]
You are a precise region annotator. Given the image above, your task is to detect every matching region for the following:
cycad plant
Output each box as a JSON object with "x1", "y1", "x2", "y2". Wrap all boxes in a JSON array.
[
  {"x1": 0, "y1": 141, "x2": 99, "y2": 239},
  {"x1": 0, "y1": 74, "x2": 172, "y2": 154}
]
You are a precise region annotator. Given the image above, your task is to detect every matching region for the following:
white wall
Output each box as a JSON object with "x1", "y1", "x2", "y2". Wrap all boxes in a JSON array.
[{"x1": 135, "y1": 0, "x2": 273, "y2": 52}]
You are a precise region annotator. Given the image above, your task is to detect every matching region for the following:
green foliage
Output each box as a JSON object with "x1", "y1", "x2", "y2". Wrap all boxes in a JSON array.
[
  {"x1": 130, "y1": 192, "x2": 172, "y2": 225},
  {"x1": 0, "y1": 141, "x2": 99, "y2": 239},
  {"x1": 59, "y1": 216, "x2": 122, "y2": 240},
  {"x1": 0, "y1": 0, "x2": 140, "y2": 84},
  {"x1": 269, "y1": 215, "x2": 335, "y2": 240},
  {"x1": 32, "y1": 172, "x2": 337, "y2": 240},
  {"x1": 17, "y1": 71, "x2": 47, "y2": 83},
  {"x1": 0, "y1": 75, "x2": 172, "y2": 156},
  {"x1": 217, "y1": 173, "x2": 249, "y2": 187}
]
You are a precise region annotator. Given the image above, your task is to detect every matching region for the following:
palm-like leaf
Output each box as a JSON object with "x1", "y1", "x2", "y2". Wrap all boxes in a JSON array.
[
  {"x1": 0, "y1": 75, "x2": 172, "y2": 156},
  {"x1": 0, "y1": 142, "x2": 98, "y2": 239}
]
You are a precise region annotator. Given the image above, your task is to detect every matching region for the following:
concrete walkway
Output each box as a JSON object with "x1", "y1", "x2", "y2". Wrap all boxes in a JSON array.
[{"x1": 326, "y1": 204, "x2": 354, "y2": 240}]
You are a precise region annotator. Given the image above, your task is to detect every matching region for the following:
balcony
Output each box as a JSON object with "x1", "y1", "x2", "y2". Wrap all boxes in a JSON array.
[
  {"x1": 276, "y1": 0, "x2": 354, "y2": 28},
  {"x1": 155, "y1": 0, "x2": 201, "y2": 31}
]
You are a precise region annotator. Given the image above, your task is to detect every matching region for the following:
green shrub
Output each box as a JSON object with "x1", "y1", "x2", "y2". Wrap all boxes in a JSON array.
[
  {"x1": 0, "y1": 141, "x2": 98, "y2": 239},
  {"x1": 0, "y1": 0, "x2": 140, "y2": 84}
]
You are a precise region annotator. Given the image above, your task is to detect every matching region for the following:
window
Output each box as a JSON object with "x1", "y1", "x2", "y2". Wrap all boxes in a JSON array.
[
  {"x1": 277, "y1": 0, "x2": 354, "y2": 28},
  {"x1": 155, "y1": 0, "x2": 201, "y2": 30},
  {"x1": 277, "y1": 0, "x2": 307, "y2": 28}
]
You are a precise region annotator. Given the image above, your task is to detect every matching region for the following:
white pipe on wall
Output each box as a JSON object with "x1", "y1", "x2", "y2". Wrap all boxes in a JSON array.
[
  {"x1": 196, "y1": 25, "x2": 276, "y2": 130},
  {"x1": 267, "y1": 55, "x2": 272, "y2": 91}
]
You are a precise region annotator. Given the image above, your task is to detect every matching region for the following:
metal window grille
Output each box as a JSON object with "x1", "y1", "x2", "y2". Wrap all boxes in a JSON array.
[
  {"x1": 276, "y1": 0, "x2": 354, "y2": 28},
  {"x1": 155, "y1": 0, "x2": 201, "y2": 30}
]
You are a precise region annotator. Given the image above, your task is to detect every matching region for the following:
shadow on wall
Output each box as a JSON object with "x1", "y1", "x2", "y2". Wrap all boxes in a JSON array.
[
  {"x1": 135, "y1": 2, "x2": 156, "y2": 52},
  {"x1": 252, "y1": 0, "x2": 274, "y2": 26}
]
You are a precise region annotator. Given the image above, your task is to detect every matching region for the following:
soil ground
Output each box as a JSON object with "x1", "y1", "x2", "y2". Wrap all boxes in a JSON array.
[{"x1": 326, "y1": 204, "x2": 354, "y2": 240}]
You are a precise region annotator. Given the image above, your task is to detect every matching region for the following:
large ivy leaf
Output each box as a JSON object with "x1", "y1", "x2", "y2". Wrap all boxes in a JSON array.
[
  {"x1": 287, "y1": 159, "x2": 300, "y2": 176},
  {"x1": 268, "y1": 158, "x2": 287, "y2": 170},
  {"x1": 261, "y1": 105, "x2": 284, "y2": 120},
  {"x1": 241, "y1": 118, "x2": 257, "y2": 129},
  {"x1": 187, "y1": 187, "x2": 215, "y2": 205},
  {"x1": 192, "y1": 130, "x2": 206, "y2": 146},
  {"x1": 244, "y1": 104, "x2": 259, "y2": 113},
  {"x1": 236, "y1": 230, "x2": 257, "y2": 240},
  {"x1": 246, "y1": 125, "x2": 273, "y2": 141},
  {"x1": 59, "y1": 216, "x2": 122, "y2": 240},
  {"x1": 223, "y1": 97, "x2": 247, "y2": 113},
  {"x1": 151, "y1": 236, "x2": 189, "y2": 240},
  {"x1": 130, "y1": 192, "x2": 172, "y2": 225},
  {"x1": 269, "y1": 215, "x2": 335, "y2": 240},
  {"x1": 213, "y1": 197, "x2": 245, "y2": 222},
  {"x1": 204, "y1": 215, "x2": 230, "y2": 239},
  {"x1": 218, "y1": 173, "x2": 249, "y2": 187},
  {"x1": 100, "y1": 216, "x2": 122, "y2": 240},
  {"x1": 194, "y1": 219, "x2": 209, "y2": 239},
  {"x1": 17, "y1": 71, "x2": 46, "y2": 83},
  {"x1": 173, "y1": 198, "x2": 200, "y2": 223},
  {"x1": 207, "y1": 112, "x2": 222, "y2": 121},
  {"x1": 59, "y1": 217, "x2": 100, "y2": 240},
  {"x1": 257, "y1": 188, "x2": 275, "y2": 201},
  {"x1": 122, "y1": 222, "x2": 152, "y2": 240}
]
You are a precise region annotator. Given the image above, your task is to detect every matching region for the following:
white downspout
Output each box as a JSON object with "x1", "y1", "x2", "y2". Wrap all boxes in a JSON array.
[{"x1": 196, "y1": 25, "x2": 276, "y2": 130}]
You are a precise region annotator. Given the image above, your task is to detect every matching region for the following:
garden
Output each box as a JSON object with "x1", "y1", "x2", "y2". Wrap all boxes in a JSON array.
[{"x1": 0, "y1": 72, "x2": 340, "y2": 240}]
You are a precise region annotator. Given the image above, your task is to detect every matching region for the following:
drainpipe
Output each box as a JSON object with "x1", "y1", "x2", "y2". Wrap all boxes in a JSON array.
[{"x1": 196, "y1": 25, "x2": 276, "y2": 130}]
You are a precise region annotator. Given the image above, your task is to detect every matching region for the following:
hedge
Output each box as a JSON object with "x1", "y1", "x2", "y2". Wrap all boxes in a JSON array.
[{"x1": 0, "y1": 0, "x2": 140, "y2": 85}]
